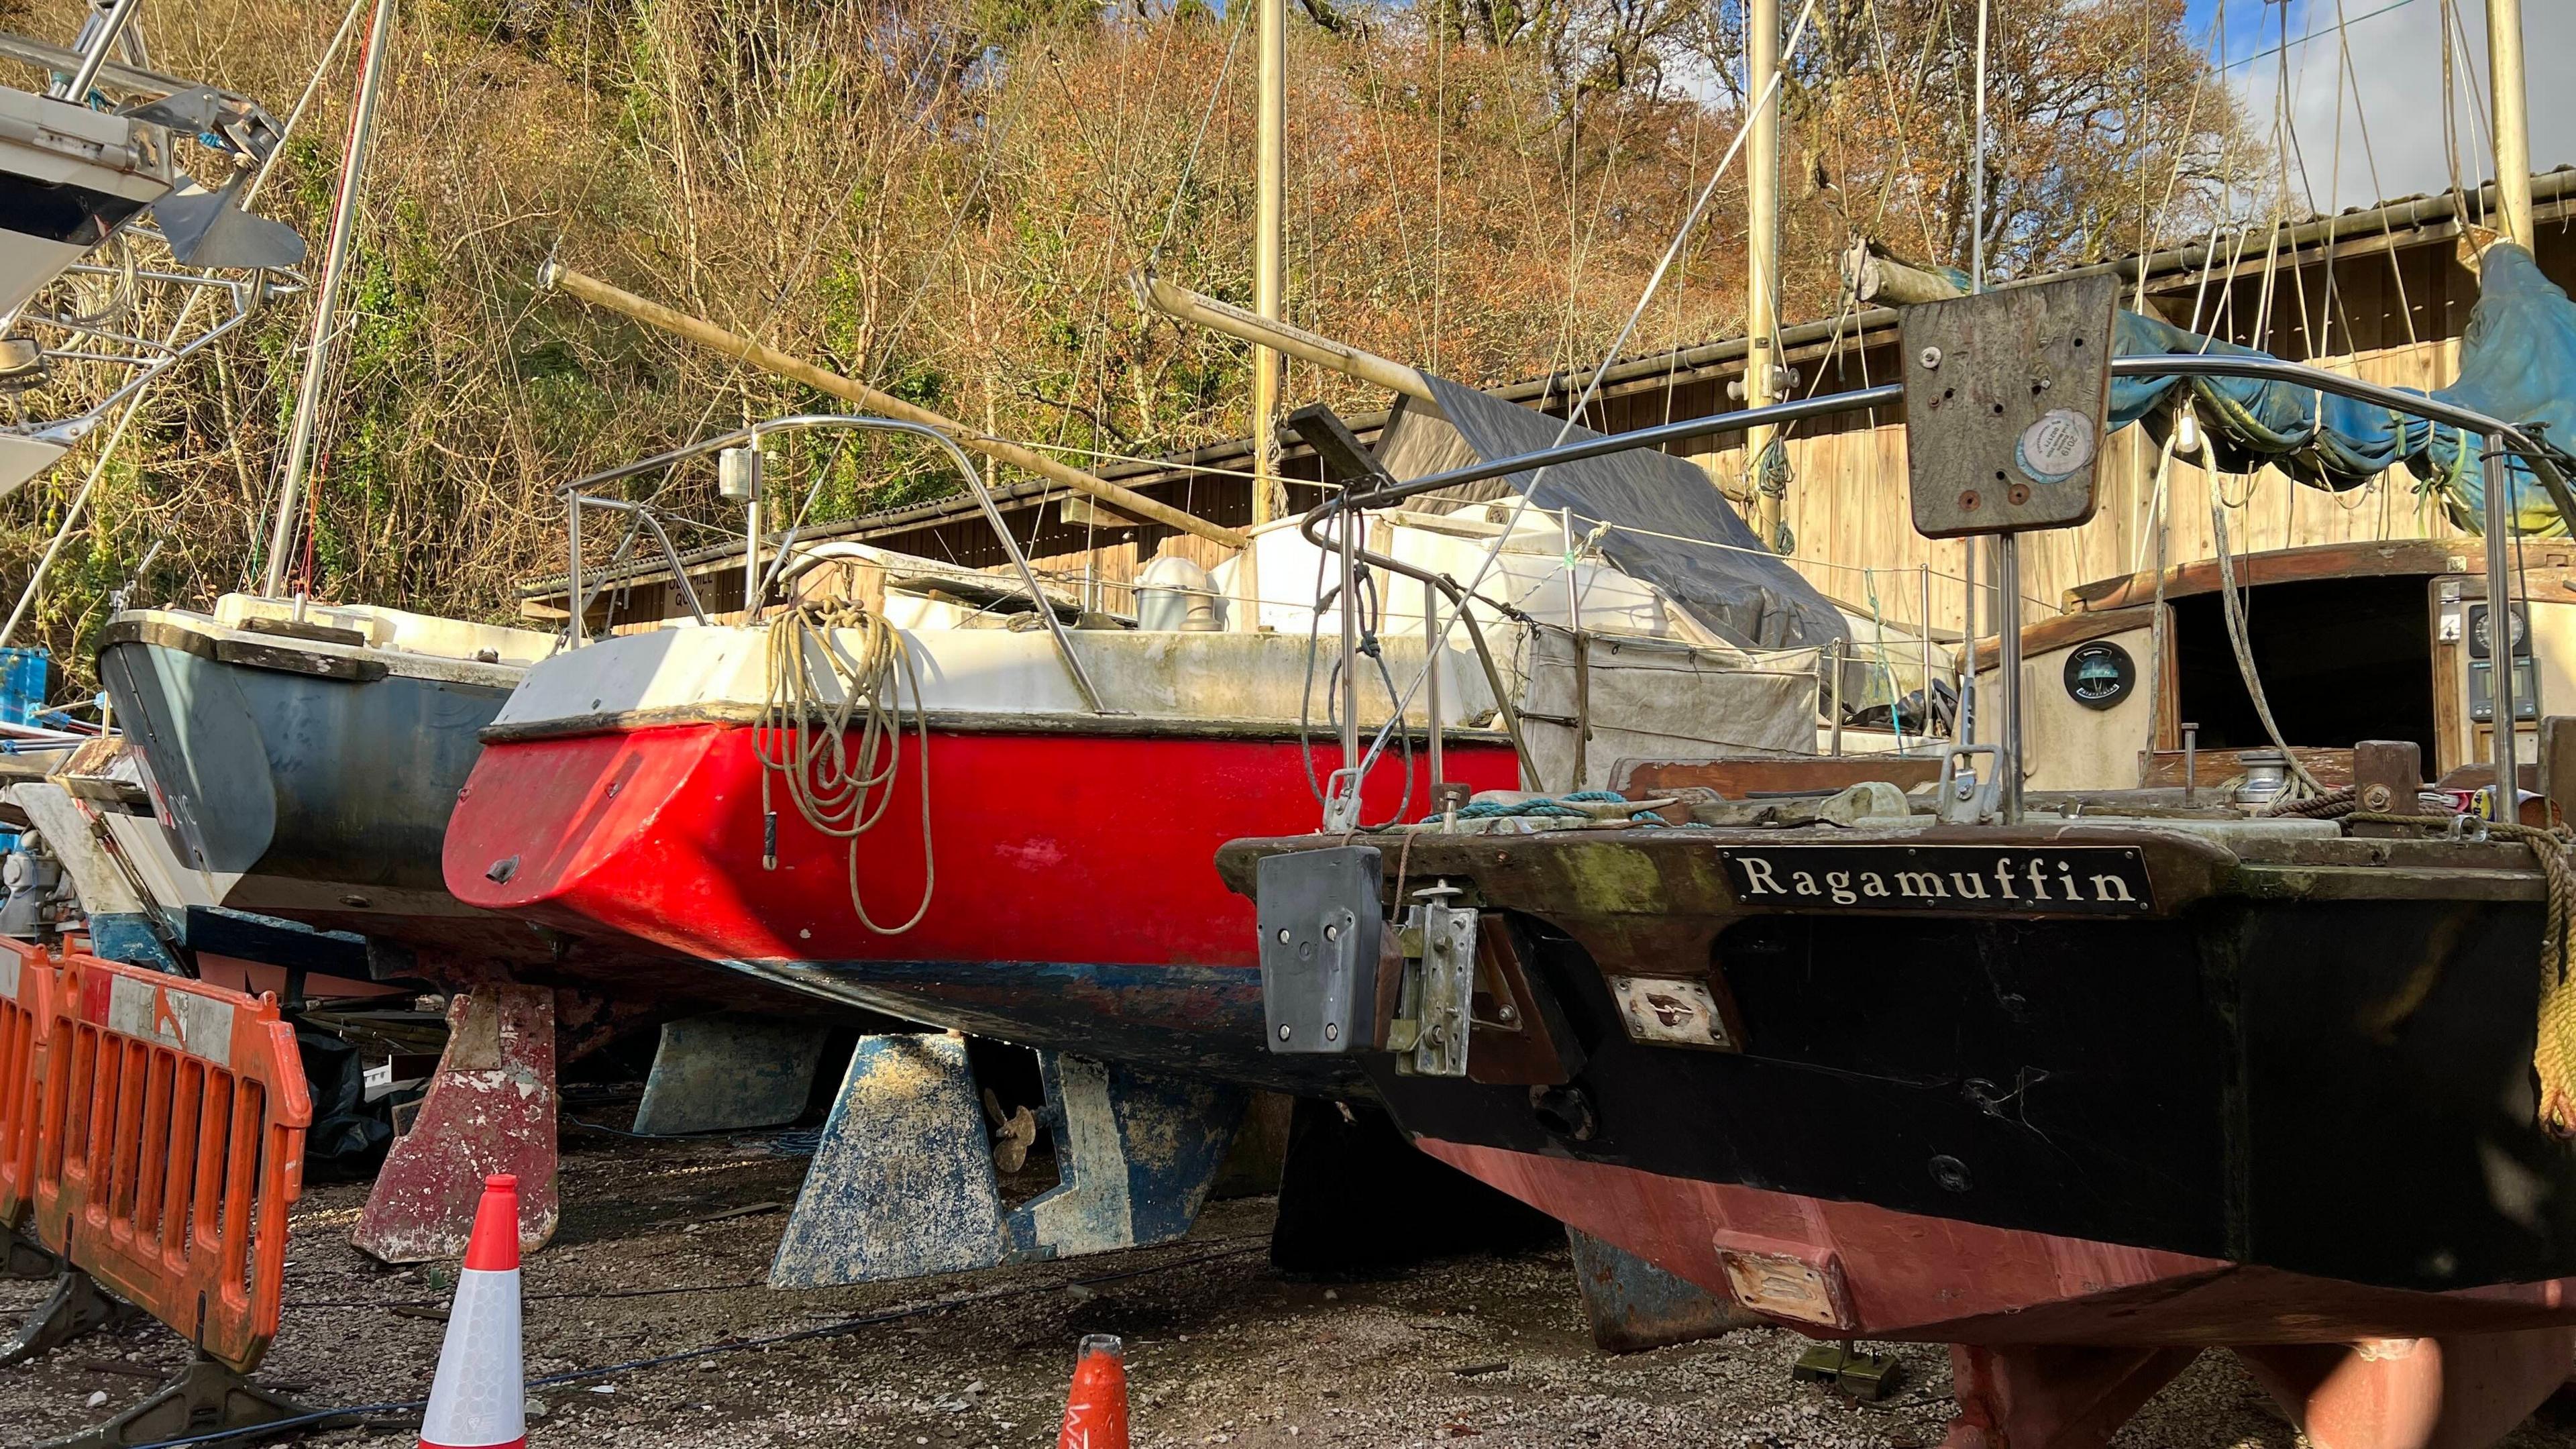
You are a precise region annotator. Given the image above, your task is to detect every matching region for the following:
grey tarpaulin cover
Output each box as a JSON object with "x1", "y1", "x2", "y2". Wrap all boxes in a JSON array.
[{"x1": 1373, "y1": 373, "x2": 1849, "y2": 652}]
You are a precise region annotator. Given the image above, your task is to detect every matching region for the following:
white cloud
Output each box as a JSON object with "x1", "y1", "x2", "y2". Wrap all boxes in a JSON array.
[{"x1": 2223, "y1": 0, "x2": 2576, "y2": 211}]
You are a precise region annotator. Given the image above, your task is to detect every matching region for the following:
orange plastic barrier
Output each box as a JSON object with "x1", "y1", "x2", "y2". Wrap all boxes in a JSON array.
[
  {"x1": 0, "y1": 936, "x2": 58, "y2": 1226},
  {"x1": 25, "y1": 952, "x2": 311, "y2": 1372}
]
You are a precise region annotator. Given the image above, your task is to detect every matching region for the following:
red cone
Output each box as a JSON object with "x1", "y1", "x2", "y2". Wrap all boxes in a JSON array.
[{"x1": 1057, "y1": 1332, "x2": 1130, "y2": 1449}]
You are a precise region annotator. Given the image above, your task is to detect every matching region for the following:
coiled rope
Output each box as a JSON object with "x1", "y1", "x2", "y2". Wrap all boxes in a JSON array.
[
  {"x1": 752, "y1": 603, "x2": 936, "y2": 934},
  {"x1": 2262, "y1": 786, "x2": 2357, "y2": 819},
  {"x1": 1446, "y1": 790, "x2": 1664, "y2": 823}
]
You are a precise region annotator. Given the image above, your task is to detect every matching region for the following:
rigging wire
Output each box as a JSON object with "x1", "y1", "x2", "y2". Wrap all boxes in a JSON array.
[
  {"x1": 1860, "y1": 0, "x2": 1944, "y2": 260},
  {"x1": 3, "y1": 0, "x2": 374, "y2": 642},
  {"x1": 1147, "y1": 0, "x2": 1256, "y2": 264},
  {"x1": 1329, "y1": 0, "x2": 1824, "y2": 801},
  {"x1": 2331, "y1": 0, "x2": 2418, "y2": 347}
]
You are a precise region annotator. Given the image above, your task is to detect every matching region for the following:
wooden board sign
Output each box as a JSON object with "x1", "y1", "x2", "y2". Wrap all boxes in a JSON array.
[{"x1": 1902, "y1": 273, "x2": 2119, "y2": 538}]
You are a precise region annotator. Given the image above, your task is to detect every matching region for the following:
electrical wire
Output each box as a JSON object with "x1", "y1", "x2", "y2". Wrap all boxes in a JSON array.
[{"x1": 125, "y1": 1240, "x2": 1271, "y2": 1448}]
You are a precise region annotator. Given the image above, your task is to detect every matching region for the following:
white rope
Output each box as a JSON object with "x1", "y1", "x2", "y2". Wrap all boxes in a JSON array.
[
  {"x1": 2210, "y1": 489, "x2": 2324, "y2": 800},
  {"x1": 753, "y1": 604, "x2": 936, "y2": 934}
]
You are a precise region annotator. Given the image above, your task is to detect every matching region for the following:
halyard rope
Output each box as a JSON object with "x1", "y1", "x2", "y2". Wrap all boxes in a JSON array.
[{"x1": 753, "y1": 603, "x2": 937, "y2": 934}]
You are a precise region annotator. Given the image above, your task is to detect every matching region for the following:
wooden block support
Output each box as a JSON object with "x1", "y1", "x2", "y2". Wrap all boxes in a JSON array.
[{"x1": 2351, "y1": 739, "x2": 2424, "y2": 838}]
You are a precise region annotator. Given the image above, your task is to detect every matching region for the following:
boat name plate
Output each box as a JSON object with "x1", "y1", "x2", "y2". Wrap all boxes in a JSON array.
[{"x1": 1715, "y1": 845, "x2": 2153, "y2": 915}]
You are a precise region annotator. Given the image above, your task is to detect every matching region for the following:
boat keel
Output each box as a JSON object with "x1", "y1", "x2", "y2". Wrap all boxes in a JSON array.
[
  {"x1": 631, "y1": 1013, "x2": 831, "y2": 1135},
  {"x1": 769, "y1": 1033, "x2": 1245, "y2": 1286},
  {"x1": 2236, "y1": 1330, "x2": 2576, "y2": 1449},
  {"x1": 1939, "y1": 1330, "x2": 2575, "y2": 1449},
  {"x1": 352, "y1": 984, "x2": 559, "y2": 1263},
  {"x1": 1941, "y1": 1343, "x2": 2198, "y2": 1449},
  {"x1": 1567, "y1": 1227, "x2": 1758, "y2": 1353}
]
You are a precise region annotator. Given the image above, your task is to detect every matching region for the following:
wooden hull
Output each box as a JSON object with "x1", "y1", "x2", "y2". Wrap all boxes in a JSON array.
[
  {"x1": 1422, "y1": 1140, "x2": 2576, "y2": 1346},
  {"x1": 1220, "y1": 820, "x2": 2576, "y2": 1325}
]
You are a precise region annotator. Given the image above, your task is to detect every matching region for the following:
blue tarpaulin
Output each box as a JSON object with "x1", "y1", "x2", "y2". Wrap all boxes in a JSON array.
[{"x1": 2109, "y1": 242, "x2": 2576, "y2": 535}]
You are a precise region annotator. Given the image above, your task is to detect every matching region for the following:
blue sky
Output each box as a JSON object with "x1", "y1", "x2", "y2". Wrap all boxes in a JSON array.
[{"x1": 2179, "y1": 0, "x2": 2575, "y2": 207}]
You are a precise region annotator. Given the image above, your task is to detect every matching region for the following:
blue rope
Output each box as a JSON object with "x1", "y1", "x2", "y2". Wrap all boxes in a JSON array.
[{"x1": 1435, "y1": 790, "x2": 1668, "y2": 824}]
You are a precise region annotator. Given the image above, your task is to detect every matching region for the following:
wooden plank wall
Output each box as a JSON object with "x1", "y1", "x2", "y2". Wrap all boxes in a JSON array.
[{"x1": 1678, "y1": 334, "x2": 2472, "y2": 642}]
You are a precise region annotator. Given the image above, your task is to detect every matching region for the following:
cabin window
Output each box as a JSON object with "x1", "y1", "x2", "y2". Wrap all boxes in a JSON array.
[{"x1": 2169, "y1": 576, "x2": 2434, "y2": 761}]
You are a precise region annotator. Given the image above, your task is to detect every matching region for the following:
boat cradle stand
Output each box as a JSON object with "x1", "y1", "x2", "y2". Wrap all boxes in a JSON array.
[
  {"x1": 354, "y1": 984, "x2": 559, "y2": 1263},
  {"x1": 349, "y1": 989, "x2": 850, "y2": 1262},
  {"x1": 769, "y1": 1032, "x2": 1246, "y2": 1286},
  {"x1": 631, "y1": 1013, "x2": 832, "y2": 1136},
  {"x1": 1567, "y1": 1226, "x2": 1762, "y2": 1355},
  {"x1": 1942, "y1": 1333, "x2": 2576, "y2": 1449}
]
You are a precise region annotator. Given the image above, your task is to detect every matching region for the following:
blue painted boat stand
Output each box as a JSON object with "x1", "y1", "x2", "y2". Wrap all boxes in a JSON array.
[
  {"x1": 633, "y1": 1013, "x2": 832, "y2": 1136},
  {"x1": 769, "y1": 1032, "x2": 1248, "y2": 1287}
]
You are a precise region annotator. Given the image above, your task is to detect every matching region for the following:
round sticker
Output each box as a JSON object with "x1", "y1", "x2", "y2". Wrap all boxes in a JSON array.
[{"x1": 2016, "y1": 408, "x2": 2096, "y2": 484}]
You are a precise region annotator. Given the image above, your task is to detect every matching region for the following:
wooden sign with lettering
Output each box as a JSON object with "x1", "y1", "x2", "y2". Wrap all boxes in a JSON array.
[{"x1": 1715, "y1": 845, "x2": 2154, "y2": 915}]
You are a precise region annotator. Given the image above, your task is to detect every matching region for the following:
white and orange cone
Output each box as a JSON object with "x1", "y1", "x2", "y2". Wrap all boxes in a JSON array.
[{"x1": 420, "y1": 1175, "x2": 528, "y2": 1449}]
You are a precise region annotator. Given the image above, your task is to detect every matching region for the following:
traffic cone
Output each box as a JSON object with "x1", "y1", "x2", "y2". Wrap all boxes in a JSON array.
[
  {"x1": 419, "y1": 1175, "x2": 528, "y2": 1449},
  {"x1": 1057, "y1": 1332, "x2": 1130, "y2": 1449}
]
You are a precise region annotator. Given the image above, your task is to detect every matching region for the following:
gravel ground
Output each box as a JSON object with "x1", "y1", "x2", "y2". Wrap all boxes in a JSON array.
[{"x1": 7, "y1": 1128, "x2": 2576, "y2": 1448}]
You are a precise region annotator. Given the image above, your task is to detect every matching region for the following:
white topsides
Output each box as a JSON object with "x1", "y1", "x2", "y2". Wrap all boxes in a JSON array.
[
  {"x1": 112, "y1": 594, "x2": 557, "y2": 688},
  {"x1": 492, "y1": 621, "x2": 1497, "y2": 730},
  {"x1": 209, "y1": 594, "x2": 555, "y2": 666}
]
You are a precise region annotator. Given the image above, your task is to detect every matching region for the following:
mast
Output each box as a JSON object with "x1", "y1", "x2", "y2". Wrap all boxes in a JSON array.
[
  {"x1": 2481, "y1": 0, "x2": 2530, "y2": 806},
  {"x1": 261, "y1": 0, "x2": 395, "y2": 598},
  {"x1": 2487, "y1": 0, "x2": 2532, "y2": 248},
  {"x1": 1970, "y1": 0, "x2": 2023, "y2": 822},
  {"x1": 1744, "y1": 0, "x2": 1783, "y2": 549},
  {"x1": 1251, "y1": 0, "x2": 1286, "y2": 526}
]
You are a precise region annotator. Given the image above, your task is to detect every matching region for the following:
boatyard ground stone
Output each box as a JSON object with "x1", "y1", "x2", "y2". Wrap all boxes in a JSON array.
[{"x1": 6, "y1": 1126, "x2": 2575, "y2": 1448}]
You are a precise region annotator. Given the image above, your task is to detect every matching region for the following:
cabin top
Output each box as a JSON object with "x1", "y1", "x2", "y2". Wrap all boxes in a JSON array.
[{"x1": 2065, "y1": 538, "x2": 2576, "y2": 614}]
